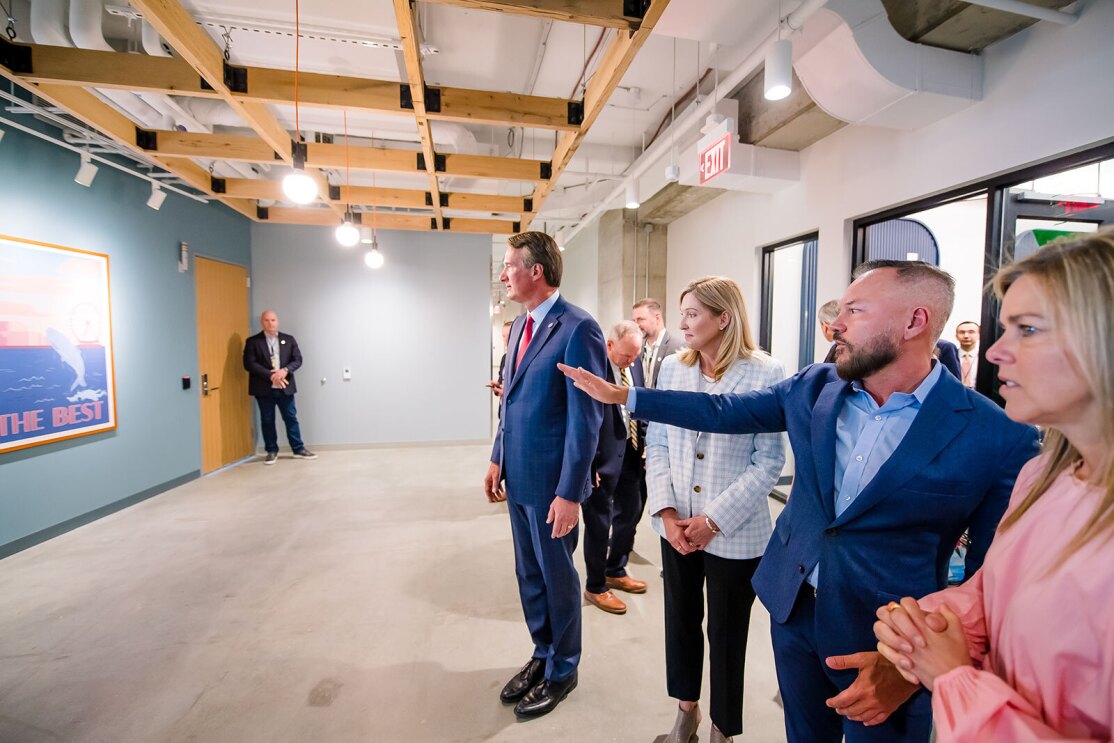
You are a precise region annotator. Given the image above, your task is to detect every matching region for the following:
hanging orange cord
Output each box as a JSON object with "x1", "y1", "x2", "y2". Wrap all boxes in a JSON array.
[
  {"x1": 370, "y1": 132, "x2": 377, "y2": 240},
  {"x1": 294, "y1": 0, "x2": 300, "y2": 143},
  {"x1": 343, "y1": 110, "x2": 350, "y2": 213}
]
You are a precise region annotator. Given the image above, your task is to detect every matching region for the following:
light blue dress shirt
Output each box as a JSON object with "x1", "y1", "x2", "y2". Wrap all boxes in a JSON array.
[
  {"x1": 630, "y1": 362, "x2": 946, "y2": 587},
  {"x1": 807, "y1": 361, "x2": 943, "y2": 587},
  {"x1": 527, "y1": 290, "x2": 560, "y2": 330}
]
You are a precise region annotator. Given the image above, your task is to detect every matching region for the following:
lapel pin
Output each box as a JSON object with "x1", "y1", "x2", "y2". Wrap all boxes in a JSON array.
[
  {"x1": 547, "y1": 322, "x2": 554, "y2": 329},
  {"x1": 281, "y1": 339, "x2": 286, "y2": 344}
]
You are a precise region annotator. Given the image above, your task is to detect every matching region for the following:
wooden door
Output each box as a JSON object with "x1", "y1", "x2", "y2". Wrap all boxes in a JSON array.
[{"x1": 195, "y1": 256, "x2": 253, "y2": 473}]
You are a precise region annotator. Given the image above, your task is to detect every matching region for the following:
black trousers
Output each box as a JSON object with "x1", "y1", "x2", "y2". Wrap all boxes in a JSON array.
[
  {"x1": 582, "y1": 441, "x2": 646, "y2": 594},
  {"x1": 660, "y1": 538, "x2": 761, "y2": 737}
]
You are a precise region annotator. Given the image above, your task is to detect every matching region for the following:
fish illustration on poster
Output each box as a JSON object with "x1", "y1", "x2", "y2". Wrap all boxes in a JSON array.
[{"x1": 0, "y1": 234, "x2": 116, "y2": 453}]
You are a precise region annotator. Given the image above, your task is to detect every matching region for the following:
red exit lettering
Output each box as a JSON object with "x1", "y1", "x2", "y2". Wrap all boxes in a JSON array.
[{"x1": 699, "y1": 133, "x2": 732, "y2": 185}]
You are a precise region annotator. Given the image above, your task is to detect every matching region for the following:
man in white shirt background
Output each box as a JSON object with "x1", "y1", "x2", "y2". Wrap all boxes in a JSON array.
[
  {"x1": 954, "y1": 321, "x2": 979, "y2": 388},
  {"x1": 631, "y1": 298, "x2": 685, "y2": 389}
]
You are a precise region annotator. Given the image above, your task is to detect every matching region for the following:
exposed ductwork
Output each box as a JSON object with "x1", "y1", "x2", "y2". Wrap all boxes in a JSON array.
[
  {"x1": 793, "y1": 0, "x2": 983, "y2": 129},
  {"x1": 30, "y1": 0, "x2": 261, "y2": 180}
]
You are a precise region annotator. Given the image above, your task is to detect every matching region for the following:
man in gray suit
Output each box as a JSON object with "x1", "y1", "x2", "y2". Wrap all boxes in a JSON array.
[{"x1": 632, "y1": 298, "x2": 685, "y2": 389}]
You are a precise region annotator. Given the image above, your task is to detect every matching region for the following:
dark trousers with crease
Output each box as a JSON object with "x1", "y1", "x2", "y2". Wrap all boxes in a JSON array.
[
  {"x1": 582, "y1": 440, "x2": 646, "y2": 594},
  {"x1": 661, "y1": 538, "x2": 760, "y2": 737},
  {"x1": 508, "y1": 499, "x2": 582, "y2": 682},
  {"x1": 771, "y1": 586, "x2": 932, "y2": 743}
]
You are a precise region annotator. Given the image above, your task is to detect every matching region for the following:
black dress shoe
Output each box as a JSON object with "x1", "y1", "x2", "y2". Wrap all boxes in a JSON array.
[
  {"x1": 499, "y1": 658, "x2": 545, "y2": 704},
  {"x1": 513, "y1": 671, "x2": 577, "y2": 719}
]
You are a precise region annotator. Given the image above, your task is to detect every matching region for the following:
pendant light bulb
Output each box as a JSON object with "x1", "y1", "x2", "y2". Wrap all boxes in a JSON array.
[
  {"x1": 282, "y1": 168, "x2": 318, "y2": 204},
  {"x1": 364, "y1": 240, "x2": 384, "y2": 269},
  {"x1": 336, "y1": 218, "x2": 360, "y2": 247}
]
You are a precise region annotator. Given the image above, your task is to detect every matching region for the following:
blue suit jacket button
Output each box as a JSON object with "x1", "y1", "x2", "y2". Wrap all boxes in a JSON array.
[{"x1": 798, "y1": 564, "x2": 805, "y2": 573}]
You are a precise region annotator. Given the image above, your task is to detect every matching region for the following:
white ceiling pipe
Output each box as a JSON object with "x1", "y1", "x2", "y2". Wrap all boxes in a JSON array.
[
  {"x1": 561, "y1": 0, "x2": 830, "y2": 243},
  {"x1": 142, "y1": 21, "x2": 171, "y2": 57},
  {"x1": 963, "y1": 0, "x2": 1077, "y2": 24},
  {"x1": 180, "y1": 99, "x2": 486, "y2": 154},
  {"x1": 67, "y1": 0, "x2": 112, "y2": 51},
  {"x1": 28, "y1": 0, "x2": 70, "y2": 46}
]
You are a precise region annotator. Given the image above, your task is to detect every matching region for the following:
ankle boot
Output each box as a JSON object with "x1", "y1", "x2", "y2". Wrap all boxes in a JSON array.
[
  {"x1": 662, "y1": 704, "x2": 701, "y2": 743},
  {"x1": 709, "y1": 723, "x2": 733, "y2": 743}
]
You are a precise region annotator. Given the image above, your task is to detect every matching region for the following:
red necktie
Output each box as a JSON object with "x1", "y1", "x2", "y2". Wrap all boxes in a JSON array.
[{"x1": 516, "y1": 315, "x2": 534, "y2": 369}]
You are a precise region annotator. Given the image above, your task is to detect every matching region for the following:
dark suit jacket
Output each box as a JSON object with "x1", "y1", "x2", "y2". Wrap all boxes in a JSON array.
[
  {"x1": 243, "y1": 331, "x2": 302, "y2": 397},
  {"x1": 634, "y1": 364, "x2": 1039, "y2": 662},
  {"x1": 823, "y1": 340, "x2": 962, "y2": 380},
  {"x1": 591, "y1": 362, "x2": 646, "y2": 487},
  {"x1": 491, "y1": 295, "x2": 607, "y2": 507},
  {"x1": 645, "y1": 329, "x2": 685, "y2": 388}
]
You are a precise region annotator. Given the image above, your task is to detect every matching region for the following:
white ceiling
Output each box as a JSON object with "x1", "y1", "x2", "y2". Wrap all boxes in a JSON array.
[{"x1": 165, "y1": 0, "x2": 782, "y2": 191}]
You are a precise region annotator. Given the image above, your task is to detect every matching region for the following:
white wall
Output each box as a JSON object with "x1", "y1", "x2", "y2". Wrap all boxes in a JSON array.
[
  {"x1": 250, "y1": 224, "x2": 492, "y2": 445},
  {"x1": 667, "y1": 0, "x2": 1114, "y2": 363},
  {"x1": 560, "y1": 219, "x2": 599, "y2": 319}
]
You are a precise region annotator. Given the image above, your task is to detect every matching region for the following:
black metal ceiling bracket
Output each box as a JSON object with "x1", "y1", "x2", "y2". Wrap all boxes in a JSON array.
[{"x1": 223, "y1": 62, "x2": 248, "y2": 94}]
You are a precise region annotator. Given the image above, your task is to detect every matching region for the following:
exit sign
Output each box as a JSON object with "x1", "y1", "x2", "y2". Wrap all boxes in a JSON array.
[{"x1": 699, "y1": 133, "x2": 732, "y2": 185}]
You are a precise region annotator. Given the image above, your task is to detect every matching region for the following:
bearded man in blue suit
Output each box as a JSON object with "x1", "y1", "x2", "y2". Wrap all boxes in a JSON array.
[
  {"x1": 484, "y1": 231, "x2": 607, "y2": 720},
  {"x1": 561, "y1": 261, "x2": 1038, "y2": 743}
]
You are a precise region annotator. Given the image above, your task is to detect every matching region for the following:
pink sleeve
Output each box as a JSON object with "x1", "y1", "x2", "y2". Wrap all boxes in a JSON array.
[
  {"x1": 933, "y1": 666, "x2": 1108, "y2": 742},
  {"x1": 919, "y1": 569, "x2": 989, "y2": 665}
]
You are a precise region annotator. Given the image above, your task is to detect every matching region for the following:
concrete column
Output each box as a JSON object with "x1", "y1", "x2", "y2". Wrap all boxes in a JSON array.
[{"x1": 596, "y1": 210, "x2": 668, "y2": 330}]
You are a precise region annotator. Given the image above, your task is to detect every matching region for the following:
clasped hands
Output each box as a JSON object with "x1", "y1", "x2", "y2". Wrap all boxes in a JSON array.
[
  {"x1": 269, "y1": 368, "x2": 289, "y2": 389},
  {"x1": 659, "y1": 508, "x2": 718, "y2": 554},
  {"x1": 873, "y1": 597, "x2": 973, "y2": 692}
]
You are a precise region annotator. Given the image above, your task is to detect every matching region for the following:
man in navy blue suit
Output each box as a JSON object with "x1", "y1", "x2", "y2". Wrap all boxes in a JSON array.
[
  {"x1": 561, "y1": 261, "x2": 1039, "y2": 742},
  {"x1": 582, "y1": 320, "x2": 648, "y2": 616},
  {"x1": 484, "y1": 231, "x2": 607, "y2": 720}
]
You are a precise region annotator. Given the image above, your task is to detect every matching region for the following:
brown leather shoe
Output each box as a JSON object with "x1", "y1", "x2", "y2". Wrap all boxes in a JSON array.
[
  {"x1": 584, "y1": 590, "x2": 627, "y2": 614},
  {"x1": 605, "y1": 575, "x2": 647, "y2": 594}
]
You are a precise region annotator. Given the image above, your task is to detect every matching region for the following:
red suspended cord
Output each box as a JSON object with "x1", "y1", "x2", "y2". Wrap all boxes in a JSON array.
[
  {"x1": 294, "y1": 0, "x2": 300, "y2": 141},
  {"x1": 343, "y1": 110, "x2": 350, "y2": 214}
]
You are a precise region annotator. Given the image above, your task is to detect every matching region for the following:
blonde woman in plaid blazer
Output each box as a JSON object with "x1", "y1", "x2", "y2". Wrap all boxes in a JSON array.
[{"x1": 646, "y1": 276, "x2": 786, "y2": 743}]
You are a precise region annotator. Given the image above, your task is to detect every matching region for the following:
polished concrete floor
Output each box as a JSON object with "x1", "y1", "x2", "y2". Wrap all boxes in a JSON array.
[{"x1": 0, "y1": 446, "x2": 788, "y2": 742}]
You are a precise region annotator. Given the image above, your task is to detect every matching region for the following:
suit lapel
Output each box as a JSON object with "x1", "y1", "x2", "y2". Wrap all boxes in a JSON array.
[
  {"x1": 812, "y1": 379, "x2": 850, "y2": 523},
  {"x1": 505, "y1": 298, "x2": 565, "y2": 396},
  {"x1": 832, "y1": 373, "x2": 973, "y2": 526}
]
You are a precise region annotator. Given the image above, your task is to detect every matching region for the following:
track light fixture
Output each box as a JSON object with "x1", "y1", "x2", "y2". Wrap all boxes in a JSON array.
[
  {"x1": 625, "y1": 181, "x2": 640, "y2": 210},
  {"x1": 74, "y1": 153, "x2": 99, "y2": 187},
  {"x1": 147, "y1": 183, "x2": 167, "y2": 210}
]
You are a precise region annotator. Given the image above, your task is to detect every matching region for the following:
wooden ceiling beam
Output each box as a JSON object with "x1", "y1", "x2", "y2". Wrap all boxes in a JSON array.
[
  {"x1": 418, "y1": 0, "x2": 648, "y2": 29},
  {"x1": 222, "y1": 178, "x2": 530, "y2": 214},
  {"x1": 147, "y1": 131, "x2": 549, "y2": 182},
  {"x1": 523, "y1": 0, "x2": 671, "y2": 229},
  {"x1": 0, "y1": 61, "x2": 256, "y2": 219},
  {"x1": 126, "y1": 0, "x2": 343, "y2": 217},
  {"x1": 12, "y1": 42, "x2": 579, "y2": 131},
  {"x1": 259, "y1": 208, "x2": 517, "y2": 234},
  {"x1": 393, "y1": 0, "x2": 444, "y2": 229}
]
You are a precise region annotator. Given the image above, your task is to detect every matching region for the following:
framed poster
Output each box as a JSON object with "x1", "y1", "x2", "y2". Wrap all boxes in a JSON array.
[{"x1": 0, "y1": 234, "x2": 117, "y2": 453}]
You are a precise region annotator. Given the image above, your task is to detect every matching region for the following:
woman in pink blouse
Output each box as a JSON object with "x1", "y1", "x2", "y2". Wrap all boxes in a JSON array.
[{"x1": 873, "y1": 230, "x2": 1114, "y2": 741}]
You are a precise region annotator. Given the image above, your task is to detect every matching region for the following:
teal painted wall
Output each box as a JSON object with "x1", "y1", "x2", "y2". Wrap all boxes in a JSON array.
[{"x1": 0, "y1": 122, "x2": 251, "y2": 554}]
